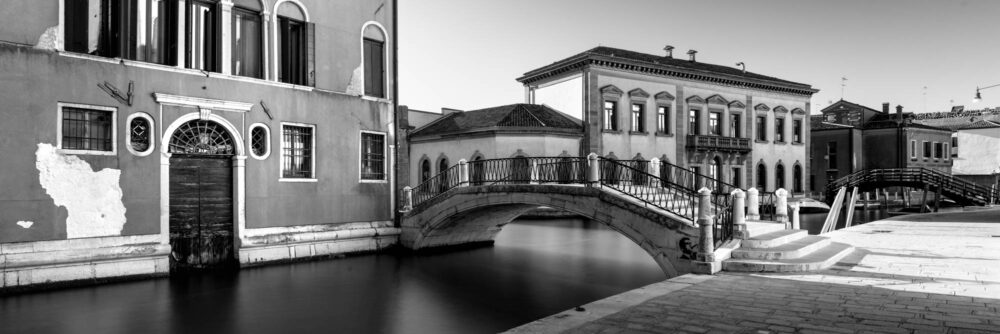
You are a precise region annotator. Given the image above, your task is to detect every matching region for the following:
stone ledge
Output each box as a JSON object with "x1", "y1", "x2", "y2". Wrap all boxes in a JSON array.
[
  {"x1": 239, "y1": 235, "x2": 398, "y2": 267},
  {"x1": 3, "y1": 242, "x2": 169, "y2": 269},
  {"x1": 241, "y1": 222, "x2": 400, "y2": 248},
  {"x1": 1, "y1": 254, "x2": 168, "y2": 291}
]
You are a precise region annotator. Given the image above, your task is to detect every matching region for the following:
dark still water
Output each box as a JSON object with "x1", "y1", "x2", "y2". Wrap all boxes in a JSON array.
[{"x1": 0, "y1": 219, "x2": 664, "y2": 334}]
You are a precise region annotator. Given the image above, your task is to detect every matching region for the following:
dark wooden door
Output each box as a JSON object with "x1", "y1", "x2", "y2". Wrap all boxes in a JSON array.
[{"x1": 169, "y1": 155, "x2": 234, "y2": 270}]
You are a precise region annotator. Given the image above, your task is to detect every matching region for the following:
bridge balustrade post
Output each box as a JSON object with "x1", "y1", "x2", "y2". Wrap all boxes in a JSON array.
[
  {"x1": 775, "y1": 188, "x2": 789, "y2": 226},
  {"x1": 697, "y1": 188, "x2": 715, "y2": 263},
  {"x1": 530, "y1": 161, "x2": 539, "y2": 185},
  {"x1": 731, "y1": 189, "x2": 746, "y2": 227},
  {"x1": 746, "y1": 188, "x2": 760, "y2": 220},
  {"x1": 650, "y1": 157, "x2": 661, "y2": 180},
  {"x1": 402, "y1": 186, "x2": 413, "y2": 212},
  {"x1": 587, "y1": 153, "x2": 600, "y2": 184},
  {"x1": 458, "y1": 159, "x2": 469, "y2": 186},
  {"x1": 791, "y1": 203, "x2": 801, "y2": 230}
]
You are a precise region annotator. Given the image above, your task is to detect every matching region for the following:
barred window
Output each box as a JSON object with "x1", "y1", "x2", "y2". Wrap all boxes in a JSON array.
[
  {"x1": 361, "y1": 132, "x2": 385, "y2": 180},
  {"x1": 129, "y1": 116, "x2": 151, "y2": 153},
  {"x1": 61, "y1": 106, "x2": 114, "y2": 152},
  {"x1": 282, "y1": 124, "x2": 314, "y2": 178},
  {"x1": 250, "y1": 125, "x2": 269, "y2": 159}
]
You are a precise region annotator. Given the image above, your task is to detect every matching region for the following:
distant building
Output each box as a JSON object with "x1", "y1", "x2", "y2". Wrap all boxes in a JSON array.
[
  {"x1": 915, "y1": 109, "x2": 1000, "y2": 188},
  {"x1": 810, "y1": 100, "x2": 953, "y2": 193},
  {"x1": 517, "y1": 46, "x2": 818, "y2": 193}
]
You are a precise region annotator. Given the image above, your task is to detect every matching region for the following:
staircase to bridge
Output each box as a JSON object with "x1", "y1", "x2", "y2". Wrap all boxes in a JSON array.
[
  {"x1": 825, "y1": 168, "x2": 998, "y2": 207},
  {"x1": 400, "y1": 155, "x2": 855, "y2": 277}
]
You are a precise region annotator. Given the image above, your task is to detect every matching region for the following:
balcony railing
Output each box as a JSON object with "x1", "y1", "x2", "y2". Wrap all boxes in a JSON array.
[{"x1": 686, "y1": 135, "x2": 751, "y2": 153}]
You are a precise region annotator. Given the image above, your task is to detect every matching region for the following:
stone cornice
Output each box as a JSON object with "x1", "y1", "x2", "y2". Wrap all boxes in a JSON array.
[{"x1": 629, "y1": 88, "x2": 650, "y2": 99}]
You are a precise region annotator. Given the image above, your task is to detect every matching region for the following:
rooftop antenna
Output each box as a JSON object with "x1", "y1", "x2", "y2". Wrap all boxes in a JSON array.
[{"x1": 841, "y1": 77, "x2": 848, "y2": 100}]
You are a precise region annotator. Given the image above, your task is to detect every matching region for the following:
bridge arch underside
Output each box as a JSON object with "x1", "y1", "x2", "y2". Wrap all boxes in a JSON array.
[
  {"x1": 841, "y1": 181, "x2": 985, "y2": 206},
  {"x1": 402, "y1": 185, "x2": 703, "y2": 277}
]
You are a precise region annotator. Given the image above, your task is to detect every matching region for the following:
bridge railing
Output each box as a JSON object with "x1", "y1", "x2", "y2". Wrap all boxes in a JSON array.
[
  {"x1": 410, "y1": 164, "x2": 463, "y2": 206},
  {"x1": 470, "y1": 157, "x2": 588, "y2": 185},
  {"x1": 824, "y1": 168, "x2": 997, "y2": 205}
]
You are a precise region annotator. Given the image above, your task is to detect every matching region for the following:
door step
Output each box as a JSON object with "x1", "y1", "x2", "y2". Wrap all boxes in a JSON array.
[{"x1": 723, "y1": 242, "x2": 855, "y2": 272}]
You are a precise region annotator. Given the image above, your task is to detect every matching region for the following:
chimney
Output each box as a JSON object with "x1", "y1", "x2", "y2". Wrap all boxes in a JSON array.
[
  {"x1": 663, "y1": 45, "x2": 674, "y2": 58},
  {"x1": 687, "y1": 49, "x2": 697, "y2": 62},
  {"x1": 882, "y1": 102, "x2": 890, "y2": 113},
  {"x1": 896, "y1": 105, "x2": 903, "y2": 122}
]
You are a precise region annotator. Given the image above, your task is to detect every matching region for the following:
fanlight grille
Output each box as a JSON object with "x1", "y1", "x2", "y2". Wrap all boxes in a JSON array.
[{"x1": 169, "y1": 120, "x2": 235, "y2": 156}]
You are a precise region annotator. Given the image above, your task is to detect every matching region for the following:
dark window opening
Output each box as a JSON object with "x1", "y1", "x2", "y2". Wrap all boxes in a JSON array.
[
  {"x1": 776, "y1": 164, "x2": 785, "y2": 190},
  {"x1": 361, "y1": 133, "x2": 386, "y2": 180},
  {"x1": 129, "y1": 117, "x2": 150, "y2": 152},
  {"x1": 282, "y1": 125, "x2": 313, "y2": 178},
  {"x1": 730, "y1": 114, "x2": 740, "y2": 138},
  {"x1": 62, "y1": 107, "x2": 113, "y2": 152},
  {"x1": 756, "y1": 165, "x2": 767, "y2": 190},
  {"x1": 364, "y1": 38, "x2": 386, "y2": 98},
  {"x1": 187, "y1": 0, "x2": 220, "y2": 72},
  {"x1": 827, "y1": 142, "x2": 838, "y2": 169},
  {"x1": 657, "y1": 106, "x2": 669, "y2": 133},
  {"x1": 793, "y1": 165, "x2": 803, "y2": 193},
  {"x1": 709, "y1": 111, "x2": 721, "y2": 136},
  {"x1": 603, "y1": 101, "x2": 618, "y2": 130},
  {"x1": 250, "y1": 126, "x2": 267, "y2": 157},
  {"x1": 278, "y1": 16, "x2": 312, "y2": 85},
  {"x1": 631, "y1": 103, "x2": 645, "y2": 132},
  {"x1": 689, "y1": 109, "x2": 700, "y2": 135},
  {"x1": 793, "y1": 120, "x2": 802, "y2": 143},
  {"x1": 775, "y1": 118, "x2": 785, "y2": 142},
  {"x1": 756, "y1": 116, "x2": 766, "y2": 141},
  {"x1": 65, "y1": 0, "x2": 177, "y2": 64},
  {"x1": 232, "y1": 6, "x2": 262, "y2": 78},
  {"x1": 923, "y1": 141, "x2": 932, "y2": 158}
]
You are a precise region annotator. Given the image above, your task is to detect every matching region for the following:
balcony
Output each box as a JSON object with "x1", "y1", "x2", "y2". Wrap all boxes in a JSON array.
[{"x1": 686, "y1": 134, "x2": 751, "y2": 153}]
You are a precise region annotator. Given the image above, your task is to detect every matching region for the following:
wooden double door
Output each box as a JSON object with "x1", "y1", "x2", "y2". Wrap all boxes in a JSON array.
[{"x1": 169, "y1": 154, "x2": 235, "y2": 270}]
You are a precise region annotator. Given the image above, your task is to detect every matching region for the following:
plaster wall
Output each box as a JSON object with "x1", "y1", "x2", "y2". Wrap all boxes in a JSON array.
[{"x1": 953, "y1": 127, "x2": 1000, "y2": 175}]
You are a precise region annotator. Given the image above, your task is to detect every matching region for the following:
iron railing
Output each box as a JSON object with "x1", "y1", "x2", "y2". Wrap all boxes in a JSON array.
[
  {"x1": 824, "y1": 168, "x2": 997, "y2": 206},
  {"x1": 411, "y1": 164, "x2": 463, "y2": 206},
  {"x1": 470, "y1": 157, "x2": 588, "y2": 185}
]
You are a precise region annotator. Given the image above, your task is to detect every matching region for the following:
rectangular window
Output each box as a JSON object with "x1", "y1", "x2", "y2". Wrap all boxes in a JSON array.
[
  {"x1": 603, "y1": 101, "x2": 618, "y2": 130},
  {"x1": 934, "y1": 142, "x2": 943, "y2": 159},
  {"x1": 139, "y1": 0, "x2": 177, "y2": 65},
  {"x1": 631, "y1": 103, "x2": 644, "y2": 132},
  {"x1": 923, "y1": 141, "x2": 931, "y2": 158},
  {"x1": 59, "y1": 104, "x2": 116, "y2": 154},
  {"x1": 731, "y1": 167, "x2": 741, "y2": 188},
  {"x1": 278, "y1": 16, "x2": 308, "y2": 85},
  {"x1": 911, "y1": 140, "x2": 917, "y2": 159},
  {"x1": 282, "y1": 124, "x2": 314, "y2": 179},
  {"x1": 187, "y1": 0, "x2": 220, "y2": 72},
  {"x1": 689, "y1": 109, "x2": 700, "y2": 135},
  {"x1": 756, "y1": 116, "x2": 766, "y2": 141},
  {"x1": 944, "y1": 143, "x2": 950, "y2": 160},
  {"x1": 232, "y1": 7, "x2": 262, "y2": 78},
  {"x1": 364, "y1": 38, "x2": 386, "y2": 98},
  {"x1": 775, "y1": 118, "x2": 785, "y2": 142},
  {"x1": 730, "y1": 114, "x2": 741, "y2": 138},
  {"x1": 793, "y1": 120, "x2": 802, "y2": 143},
  {"x1": 361, "y1": 132, "x2": 386, "y2": 181},
  {"x1": 827, "y1": 142, "x2": 837, "y2": 169},
  {"x1": 709, "y1": 111, "x2": 721, "y2": 136},
  {"x1": 951, "y1": 137, "x2": 958, "y2": 158},
  {"x1": 66, "y1": 0, "x2": 178, "y2": 63},
  {"x1": 656, "y1": 106, "x2": 668, "y2": 133}
]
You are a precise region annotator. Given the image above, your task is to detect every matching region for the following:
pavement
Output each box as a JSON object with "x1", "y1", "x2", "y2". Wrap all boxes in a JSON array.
[{"x1": 506, "y1": 208, "x2": 1000, "y2": 334}]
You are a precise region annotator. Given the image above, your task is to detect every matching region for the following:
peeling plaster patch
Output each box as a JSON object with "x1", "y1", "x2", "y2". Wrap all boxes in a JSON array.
[
  {"x1": 16, "y1": 221, "x2": 34, "y2": 229},
  {"x1": 346, "y1": 64, "x2": 364, "y2": 96},
  {"x1": 35, "y1": 144, "x2": 127, "y2": 238},
  {"x1": 35, "y1": 26, "x2": 60, "y2": 50}
]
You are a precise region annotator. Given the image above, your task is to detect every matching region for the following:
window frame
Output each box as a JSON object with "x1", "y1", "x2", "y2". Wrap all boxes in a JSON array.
[
  {"x1": 923, "y1": 141, "x2": 931, "y2": 159},
  {"x1": 359, "y1": 130, "x2": 388, "y2": 183},
  {"x1": 277, "y1": 15, "x2": 308, "y2": 85},
  {"x1": 774, "y1": 117, "x2": 785, "y2": 143},
  {"x1": 688, "y1": 108, "x2": 701, "y2": 135},
  {"x1": 827, "y1": 142, "x2": 838, "y2": 170},
  {"x1": 186, "y1": 0, "x2": 222, "y2": 72},
  {"x1": 603, "y1": 100, "x2": 619, "y2": 131},
  {"x1": 708, "y1": 111, "x2": 721, "y2": 136},
  {"x1": 125, "y1": 112, "x2": 155, "y2": 157},
  {"x1": 630, "y1": 103, "x2": 645, "y2": 133},
  {"x1": 755, "y1": 115, "x2": 767, "y2": 141},
  {"x1": 248, "y1": 123, "x2": 271, "y2": 160},
  {"x1": 730, "y1": 113, "x2": 741, "y2": 138},
  {"x1": 656, "y1": 105, "x2": 669, "y2": 134},
  {"x1": 911, "y1": 140, "x2": 917, "y2": 160},
  {"x1": 792, "y1": 119, "x2": 802, "y2": 143},
  {"x1": 231, "y1": 5, "x2": 264, "y2": 79},
  {"x1": 279, "y1": 122, "x2": 317, "y2": 182},
  {"x1": 363, "y1": 37, "x2": 386, "y2": 98},
  {"x1": 944, "y1": 143, "x2": 949, "y2": 161},
  {"x1": 57, "y1": 102, "x2": 118, "y2": 156}
]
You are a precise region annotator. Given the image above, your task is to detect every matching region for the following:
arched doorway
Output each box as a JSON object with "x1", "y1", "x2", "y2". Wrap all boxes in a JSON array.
[
  {"x1": 793, "y1": 164, "x2": 803, "y2": 193},
  {"x1": 438, "y1": 157, "x2": 450, "y2": 191},
  {"x1": 168, "y1": 120, "x2": 237, "y2": 270},
  {"x1": 775, "y1": 163, "x2": 786, "y2": 190},
  {"x1": 420, "y1": 159, "x2": 431, "y2": 183},
  {"x1": 756, "y1": 164, "x2": 767, "y2": 191}
]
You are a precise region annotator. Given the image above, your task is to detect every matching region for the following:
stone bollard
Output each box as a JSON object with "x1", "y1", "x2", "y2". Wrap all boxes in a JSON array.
[
  {"x1": 587, "y1": 153, "x2": 600, "y2": 183},
  {"x1": 776, "y1": 188, "x2": 789, "y2": 226},
  {"x1": 458, "y1": 159, "x2": 469, "y2": 186},
  {"x1": 402, "y1": 186, "x2": 413, "y2": 212},
  {"x1": 746, "y1": 187, "x2": 760, "y2": 220},
  {"x1": 731, "y1": 189, "x2": 746, "y2": 227},
  {"x1": 530, "y1": 161, "x2": 539, "y2": 185},
  {"x1": 697, "y1": 187, "x2": 715, "y2": 262},
  {"x1": 791, "y1": 203, "x2": 801, "y2": 230}
]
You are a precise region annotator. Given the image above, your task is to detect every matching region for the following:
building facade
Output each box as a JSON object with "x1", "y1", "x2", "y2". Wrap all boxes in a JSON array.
[
  {"x1": 519, "y1": 46, "x2": 817, "y2": 193},
  {"x1": 0, "y1": 0, "x2": 397, "y2": 289},
  {"x1": 915, "y1": 108, "x2": 1000, "y2": 188},
  {"x1": 809, "y1": 100, "x2": 954, "y2": 193}
]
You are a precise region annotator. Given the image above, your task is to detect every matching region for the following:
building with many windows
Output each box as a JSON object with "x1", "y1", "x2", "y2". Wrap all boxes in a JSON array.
[
  {"x1": 0, "y1": 0, "x2": 396, "y2": 289},
  {"x1": 518, "y1": 46, "x2": 817, "y2": 193},
  {"x1": 809, "y1": 100, "x2": 953, "y2": 193}
]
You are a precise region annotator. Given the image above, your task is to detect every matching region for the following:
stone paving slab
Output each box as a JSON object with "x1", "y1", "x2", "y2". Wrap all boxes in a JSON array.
[{"x1": 505, "y1": 208, "x2": 1000, "y2": 334}]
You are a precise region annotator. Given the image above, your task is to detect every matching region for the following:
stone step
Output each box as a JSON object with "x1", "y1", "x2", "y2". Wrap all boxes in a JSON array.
[
  {"x1": 735, "y1": 221, "x2": 786, "y2": 239},
  {"x1": 740, "y1": 229, "x2": 809, "y2": 248},
  {"x1": 731, "y1": 235, "x2": 831, "y2": 260},
  {"x1": 722, "y1": 242, "x2": 855, "y2": 272}
]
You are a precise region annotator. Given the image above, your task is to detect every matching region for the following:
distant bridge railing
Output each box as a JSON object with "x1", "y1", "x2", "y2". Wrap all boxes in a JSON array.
[{"x1": 824, "y1": 168, "x2": 997, "y2": 206}]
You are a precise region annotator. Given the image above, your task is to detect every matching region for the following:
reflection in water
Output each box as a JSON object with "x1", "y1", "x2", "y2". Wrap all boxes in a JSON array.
[{"x1": 0, "y1": 219, "x2": 664, "y2": 334}]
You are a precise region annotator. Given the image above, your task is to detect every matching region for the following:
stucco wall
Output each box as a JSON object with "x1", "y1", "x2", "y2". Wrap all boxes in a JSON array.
[{"x1": 953, "y1": 127, "x2": 1000, "y2": 175}]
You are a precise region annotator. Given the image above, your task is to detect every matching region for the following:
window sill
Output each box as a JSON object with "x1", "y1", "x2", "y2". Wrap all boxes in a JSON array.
[
  {"x1": 629, "y1": 131, "x2": 648, "y2": 135},
  {"x1": 280, "y1": 178, "x2": 318, "y2": 183},
  {"x1": 361, "y1": 95, "x2": 393, "y2": 104},
  {"x1": 774, "y1": 141, "x2": 787, "y2": 145},
  {"x1": 360, "y1": 178, "x2": 388, "y2": 183},
  {"x1": 791, "y1": 142, "x2": 803, "y2": 146},
  {"x1": 58, "y1": 148, "x2": 117, "y2": 156},
  {"x1": 602, "y1": 129, "x2": 622, "y2": 134},
  {"x1": 655, "y1": 132, "x2": 674, "y2": 137},
  {"x1": 755, "y1": 139, "x2": 769, "y2": 144}
]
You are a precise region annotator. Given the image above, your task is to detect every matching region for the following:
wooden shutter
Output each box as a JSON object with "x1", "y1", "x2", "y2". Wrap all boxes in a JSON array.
[{"x1": 305, "y1": 22, "x2": 315, "y2": 87}]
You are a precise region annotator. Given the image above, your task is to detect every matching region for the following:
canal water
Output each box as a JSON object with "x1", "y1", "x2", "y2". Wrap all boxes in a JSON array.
[{"x1": 0, "y1": 219, "x2": 664, "y2": 334}]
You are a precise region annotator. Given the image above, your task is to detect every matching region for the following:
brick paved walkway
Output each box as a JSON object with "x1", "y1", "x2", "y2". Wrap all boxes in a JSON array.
[{"x1": 508, "y1": 208, "x2": 1000, "y2": 334}]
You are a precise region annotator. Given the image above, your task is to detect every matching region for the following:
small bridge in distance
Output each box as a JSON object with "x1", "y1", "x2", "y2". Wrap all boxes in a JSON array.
[{"x1": 825, "y1": 168, "x2": 998, "y2": 207}]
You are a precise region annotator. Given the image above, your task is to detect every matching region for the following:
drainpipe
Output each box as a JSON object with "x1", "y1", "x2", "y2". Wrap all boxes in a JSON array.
[{"x1": 392, "y1": 0, "x2": 400, "y2": 226}]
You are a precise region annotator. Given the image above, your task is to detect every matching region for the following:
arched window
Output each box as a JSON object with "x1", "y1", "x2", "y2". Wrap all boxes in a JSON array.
[
  {"x1": 420, "y1": 159, "x2": 431, "y2": 183},
  {"x1": 756, "y1": 164, "x2": 767, "y2": 190},
  {"x1": 437, "y1": 157, "x2": 449, "y2": 192},
  {"x1": 363, "y1": 23, "x2": 387, "y2": 98},
  {"x1": 775, "y1": 163, "x2": 786, "y2": 190},
  {"x1": 793, "y1": 164, "x2": 803, "y2": 193},
  {"x1": 275, "y1": 1, "x2": 313, "y2": 86}
]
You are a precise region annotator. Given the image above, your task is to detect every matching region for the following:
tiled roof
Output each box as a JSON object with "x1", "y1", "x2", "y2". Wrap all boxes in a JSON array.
[
  {"x1": 518, "y1": 46, "x2": 816, "y2": 95},
  {"x1": 812, "y1": 122, "x2": 856, "y2": 130},
  {"x1": 821, "y1": 99, "x2": 882, "y2": 114},
  {"x1": 863, "y1": 120, "x2": 952, "y2": 132},
  {"x1": 960, "y1": 120, "x2": 1000, "y2": 130},
  {"x1": 410, "y1": 104, "x2": 582, "y2": 137}
]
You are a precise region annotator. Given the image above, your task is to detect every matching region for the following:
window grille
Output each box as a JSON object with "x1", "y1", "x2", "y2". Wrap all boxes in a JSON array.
[
  {"x1": 251, "y1": 126, "x2": 268, "y2": 157},
  {"x1": 130, "y1": 117, "x2": 151, "y2": 152},
  {"x1": 361, "y1": 132, "x2": 385, "y2": 180},
  {"x1": 168, "y1": 120, "x2": 234, "y2": 155},
  {"x1": 282, "y1": 125, "x2": 313, "y2": 178},
  {"x1": 62, "y1": 107, "x2": 113, "y2": 152}
]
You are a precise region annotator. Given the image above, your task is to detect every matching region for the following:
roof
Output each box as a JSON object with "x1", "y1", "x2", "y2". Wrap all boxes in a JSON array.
[
  {"x1": 820, "y1": 100, "x2": 883, "y2": 114},
  {"x1": 517, "y1": 46, "x2": 817, "y2": 96},
  {"x1": 812, "y1": 122, "x2": 856, "y2": 131},
  {"x1": 960, "y1": 120, "x2": 1000, "y2": 130},
  {"x1": 862, "y1": 120, "x2": 953, "y2": 132},
  {"x1": 410, "y1": 104, "x2": 583, "y2": 137}
]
